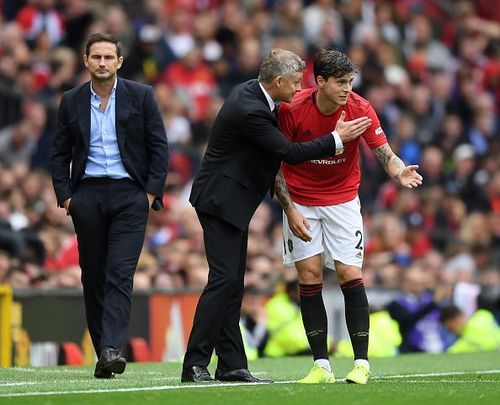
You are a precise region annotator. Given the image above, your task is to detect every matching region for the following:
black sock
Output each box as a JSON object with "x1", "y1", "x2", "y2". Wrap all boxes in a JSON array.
[
  {"x1": 341, "y1": 278, "x2": 369, "y2": 360},
  {"x1": 299, "y1": 283, "x2": 328, "y2": 360}
]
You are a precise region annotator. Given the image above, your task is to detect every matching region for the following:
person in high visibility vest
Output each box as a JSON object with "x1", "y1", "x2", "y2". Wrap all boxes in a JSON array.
[
  {"x1": 335, "y1": 310, "x2": 402, "y2": 358},
  {"x1": 264, "y1": 280, "x2": 315, "y2": 358},
  {"x1": 440, "y1": 304, "x2": 500, "y2": 353}
]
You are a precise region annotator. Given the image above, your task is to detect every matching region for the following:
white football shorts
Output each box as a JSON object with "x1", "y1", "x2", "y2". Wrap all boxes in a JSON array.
[{"x1": 282, "y1": 197, "x2": 364, "y2": 270}]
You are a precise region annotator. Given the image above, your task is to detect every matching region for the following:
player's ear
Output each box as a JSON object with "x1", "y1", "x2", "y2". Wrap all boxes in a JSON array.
[{"x1": 317, "y1": 75, "x2": 325, "y2": 88}]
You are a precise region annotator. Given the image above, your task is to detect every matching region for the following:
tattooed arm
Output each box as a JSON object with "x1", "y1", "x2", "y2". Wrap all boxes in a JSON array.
[
  {"x1": 275, "y1": 169, "x2": 294, "y2": 213},
  {"x1": 274, "y1": 169, "x2": 312, "y2": 242},
  {"x1": 373, "y1": 143, "x2": 406, "y2": 179},
  {"x1": 373, "y1": 143, "x2": 423, "y2": 189}
]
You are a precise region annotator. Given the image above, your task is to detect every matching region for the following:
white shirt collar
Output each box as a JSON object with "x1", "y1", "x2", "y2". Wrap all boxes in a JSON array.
[{"x1": 258, "y1": 82, "x2": 276, "y2": 111}]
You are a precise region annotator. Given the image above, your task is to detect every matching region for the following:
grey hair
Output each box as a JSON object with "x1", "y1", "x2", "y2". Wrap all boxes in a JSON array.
[{"x1": 258, "y1": 48, "x2": 306, "y2": 84}]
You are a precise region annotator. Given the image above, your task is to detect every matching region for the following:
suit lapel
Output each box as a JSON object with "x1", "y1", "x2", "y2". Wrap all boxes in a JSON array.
[
  {"x1": 115, "y1": 78, "x2": 131, "y2": 150},
  {"x1": 77, "y1": 83, "x2": 91, "y2": 150},
  {"x1": 250, "y1": 79, "x2": 277, "y2": 123},
  {"x1": 250, "y1": 79, "x2": 269, "y2": 107}
]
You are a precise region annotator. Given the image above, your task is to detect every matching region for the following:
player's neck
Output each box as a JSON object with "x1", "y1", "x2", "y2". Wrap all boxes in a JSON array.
[{"x1": 315, "y1": 90, "x2": 340, "y2": 115}]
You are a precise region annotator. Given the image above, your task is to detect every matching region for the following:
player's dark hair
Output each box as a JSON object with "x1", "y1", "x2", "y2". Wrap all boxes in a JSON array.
[
  {"x1": 313, "y1": 49, "x2": 357, "y2": 82},
  {"x1": 439, "y1": 305, "x2": 462, "y2": 323},
  {"x1": 85, "y1": 33, "x2": 122, "y2": 58}
]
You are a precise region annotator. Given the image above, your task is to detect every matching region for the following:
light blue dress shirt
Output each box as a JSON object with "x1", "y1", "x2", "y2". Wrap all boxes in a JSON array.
[{"x1": 84, "y1": 80, "x2": 130, "y2": 179}]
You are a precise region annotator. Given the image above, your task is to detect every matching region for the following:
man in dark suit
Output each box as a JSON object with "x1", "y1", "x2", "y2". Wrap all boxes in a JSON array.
[
  {"x1": 181, "y1": 48, "x2": 371, "y2": 383},
  {"x1": 50, "y1": 33, "x2": 169, "y2": 379}
]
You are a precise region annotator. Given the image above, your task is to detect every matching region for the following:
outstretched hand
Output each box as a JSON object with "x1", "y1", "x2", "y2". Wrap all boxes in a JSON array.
[
  {"x1": 335, "y1": 111, "x2": 372, "y2": 143},
  {"x1": 398, "y1": 165, "x2": 423, "y2": 189}
]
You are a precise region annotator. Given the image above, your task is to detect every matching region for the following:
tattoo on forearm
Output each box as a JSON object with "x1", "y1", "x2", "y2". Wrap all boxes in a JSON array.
[
  {"x1": 390, "y1": 155, "x2": 406, "y2": 178},
  {"x1": 373, "y1": 144, "x2": 392, "y2": 168},
  {"x1": 374, "y1": 144, "x2": 405, "y2": 178},
  {"x1": 275, "y1": 169, "x2": 294, "y2": 211}
]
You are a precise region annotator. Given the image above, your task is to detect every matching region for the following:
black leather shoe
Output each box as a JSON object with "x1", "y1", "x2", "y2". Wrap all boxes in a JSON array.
[
  {"x1": 181, "y1": 365, "x2": 214, "y2": 383},
  {"x1": 94, "y1": 365, "x2": 115, "y2": 379},
  {"x1": 215, "y1": 368, "x2": 273, "y2": 383},
  {"x1": 95, "y1": 347, "x2": 126, "y2": 376}
]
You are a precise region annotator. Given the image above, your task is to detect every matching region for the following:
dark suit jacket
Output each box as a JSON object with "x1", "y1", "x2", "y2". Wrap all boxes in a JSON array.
[
  {"x1": 50, "y1": 78, "x2": 169, "y2": 210},
  {"x1": 190, "y1": 79, "x2": 337, "y2": 230}
]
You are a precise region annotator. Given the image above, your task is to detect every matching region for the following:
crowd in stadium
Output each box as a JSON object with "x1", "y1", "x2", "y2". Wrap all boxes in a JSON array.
[{"x1": 0, "y1": 0, "x2": 499, "y2": 354}]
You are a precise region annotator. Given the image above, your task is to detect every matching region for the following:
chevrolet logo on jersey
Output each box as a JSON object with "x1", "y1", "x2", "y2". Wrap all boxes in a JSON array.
[{"x1": 310, "y1": 158, "x2": 346, "y2": 165}]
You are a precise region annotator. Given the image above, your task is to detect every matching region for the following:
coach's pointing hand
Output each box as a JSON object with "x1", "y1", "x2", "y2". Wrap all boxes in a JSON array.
[{"x1": 335, "y1": 111, "x2": 372, "y2": 142}]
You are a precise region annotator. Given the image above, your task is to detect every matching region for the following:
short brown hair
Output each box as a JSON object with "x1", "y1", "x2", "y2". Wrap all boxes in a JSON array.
[
  {"x1": 85, "y1": 33, "x2": 122, "y2": 57},
  {"x1": 313, "y1": 49, "x2": 357, "y2": 82}
]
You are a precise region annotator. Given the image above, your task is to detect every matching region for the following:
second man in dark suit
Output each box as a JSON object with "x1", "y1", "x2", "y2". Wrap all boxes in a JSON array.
[
  {"x1": 50, "y1": 33, "x2": 169, "y2": 378},
  {"x1": 181, "y1": 48, "x2": 371, "y2": 383}
]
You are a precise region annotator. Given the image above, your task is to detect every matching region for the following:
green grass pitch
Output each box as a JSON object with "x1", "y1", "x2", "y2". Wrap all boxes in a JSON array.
[{"x1": 0, "y1": 352, "x2": 499, "y2": 404}]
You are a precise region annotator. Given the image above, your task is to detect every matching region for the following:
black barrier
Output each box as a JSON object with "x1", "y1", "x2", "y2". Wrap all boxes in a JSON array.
[
  {"x1": 13, "y1": 288, "x2": 150, "y2": 346},
  {"x1": 11, "y1": 287, "x2": 399, "y2": 366}
]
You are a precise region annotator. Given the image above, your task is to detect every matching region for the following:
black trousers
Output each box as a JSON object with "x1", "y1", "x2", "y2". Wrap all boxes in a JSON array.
[
  {"x1": 70, "y1": 178, "x2": 149, "y2": 356},
  {"x1": 183, "y1": 210, "x2": 248, "y2": 371}
]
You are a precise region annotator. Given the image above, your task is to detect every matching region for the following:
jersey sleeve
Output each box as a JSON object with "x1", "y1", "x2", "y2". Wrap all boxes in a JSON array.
[
  {"x1": 362, "y1": 104, "x2": 388, "y2": 149},
  {"x1": 278, "y1": 102, "x2": 296, "y2": 141}
]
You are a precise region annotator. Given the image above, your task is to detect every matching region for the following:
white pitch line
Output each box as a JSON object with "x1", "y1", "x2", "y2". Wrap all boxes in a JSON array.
[
  {"x1": 0, "y1": 376, "x2": 179, "y2": 388},
  {"x1": 401, "y1": 380, "x2": 498, "y2": 383},
  {"x1": 8, "y1": 368, "x2": 89, "y2": 374},
  {"x1": 0, "y1": 380, "x2": 289, "y2": 398},
  {"x1": 1, "y1": 369, "x2": 499, "y2": 398},
  {"x1": 372, "y1": 370, "x2": 500, "y2": 379}
]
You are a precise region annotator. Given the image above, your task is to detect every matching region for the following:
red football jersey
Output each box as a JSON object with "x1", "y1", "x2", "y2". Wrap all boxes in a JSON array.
[{"x1": 279, "y1": 87, "x2": 387, "y2": 206}]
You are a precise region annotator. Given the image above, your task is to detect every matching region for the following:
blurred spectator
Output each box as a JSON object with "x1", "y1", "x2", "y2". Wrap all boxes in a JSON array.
[
  {"x1": 16, "y1": 0, "x2": 65, "y2": 47},
  {"x1": 120, "y1": 24, "x2": 163, "y2": 83},
  {"x1": 240, "y1": 285, "x2": 269, "y2": 359},
  {"x1": 153, "y1": 83, "x2": 192, "y2": 146},
  {"x1": 335, "y1": 309, "x2": 402, "y2": 358},
  {"x1": 445, "y1": 144, "x2": 490, "y2": 212},
  {"x1": 160, "y1": 43, "x2": 217, "y2": 123},
  {"x1": 0, "y1": 98, "x2": 47, "y2": 167},
  {"x1": 419, "y1": 146, "x2": 445, "y2": 188},
  {"x1": 303, "y1": 0, "x2": 344, "y2": 52},
  {"x1": 217, "y1": 37, "x2": 262, "y2": 97},
  {"x1": 387, "y1": 264, "x2": 452, "y2": 353},
  {"x1": 403, "y1": 13, "x2": 452, "y2": 79},
  {"x1": 264, "y1": 277, "x2": 312, "y2": 358},
  {"x1": 61, "y1": 0, "x2": 94, "y2": 53},
  {"x1": 440, "y1": 303, "x2": 500, "y2": 353},
  {"x1": 269, "y1": 0, "x2": 304, "y2": 39}
]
